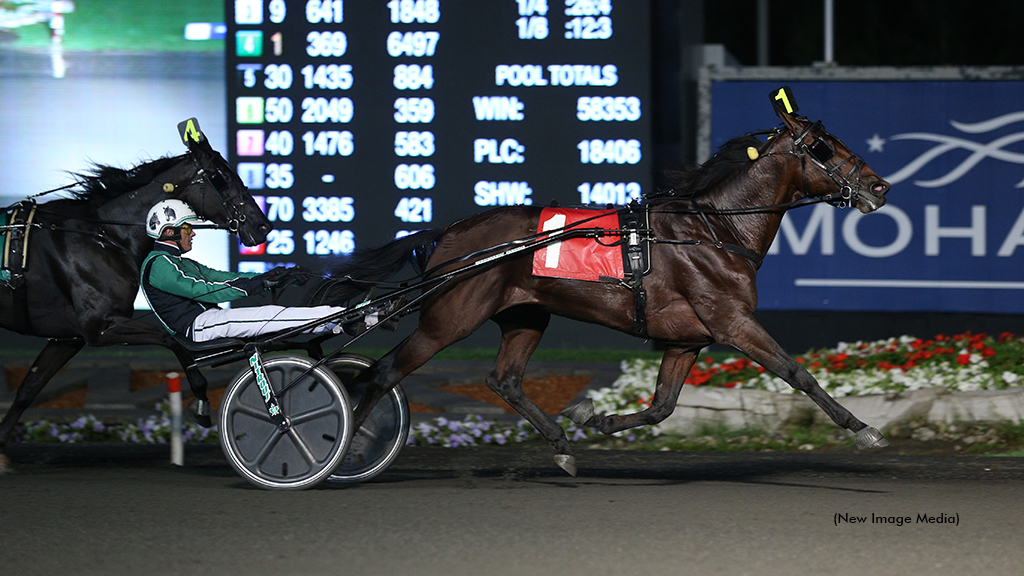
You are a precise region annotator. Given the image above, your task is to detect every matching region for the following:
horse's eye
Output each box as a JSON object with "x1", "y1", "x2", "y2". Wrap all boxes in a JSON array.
[{"x1": 809, "y1": 138, "x2": 834, "y2": 163}]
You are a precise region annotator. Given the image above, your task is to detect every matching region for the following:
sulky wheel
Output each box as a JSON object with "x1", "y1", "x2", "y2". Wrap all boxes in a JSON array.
[
  {"x1": 219, "y1": 354, "x2": 352, "y2": 490},
  {"x1": 325, "y1": 354, "x2": 411, "y2": 484}
]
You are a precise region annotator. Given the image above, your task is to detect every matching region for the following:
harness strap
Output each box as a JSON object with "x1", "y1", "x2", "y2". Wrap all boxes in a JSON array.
[
  {"x1": 684, "y1": 199, "x2": 764, "y2": 269},
  {"x1": 650, "y1": 238, "x2": 763, "y2": 269},
  {"x1": 2, "y1": 202, "x2": 36, "y2": 333},
  {"x1": 622, "y1": 203, "x2": 649, "y2": 338}
]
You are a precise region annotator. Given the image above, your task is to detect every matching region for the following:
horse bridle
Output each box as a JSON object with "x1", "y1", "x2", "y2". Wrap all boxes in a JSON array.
[
  {"x1": 186, "y1": 151, "x2": 249, "y2": 235},
  {"x1": 787, "y1": 121, "x2": 866, "y2": 209}
]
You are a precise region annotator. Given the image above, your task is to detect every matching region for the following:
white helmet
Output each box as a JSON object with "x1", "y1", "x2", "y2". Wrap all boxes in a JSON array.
[{"x1": 146, "y1": 199, "x2": 200, "y2": 238}]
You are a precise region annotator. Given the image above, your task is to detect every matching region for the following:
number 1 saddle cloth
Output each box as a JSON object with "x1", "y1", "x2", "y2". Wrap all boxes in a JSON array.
[{"x1": 531, "y1": 206, "x2": 649, "y2": 283}]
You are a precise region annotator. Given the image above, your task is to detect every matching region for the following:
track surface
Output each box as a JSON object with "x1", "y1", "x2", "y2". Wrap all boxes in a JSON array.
[{"x1": 3, "y1": 444, "x2": 1024, "y2": 576}]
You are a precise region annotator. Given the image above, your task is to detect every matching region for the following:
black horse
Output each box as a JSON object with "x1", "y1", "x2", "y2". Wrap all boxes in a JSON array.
[
  {"x1": 0, "y1": 133, "x2": 271, "y2": 472},
  {"x1": 313, "y1": 91, "x2": 892, "y2": 475}
]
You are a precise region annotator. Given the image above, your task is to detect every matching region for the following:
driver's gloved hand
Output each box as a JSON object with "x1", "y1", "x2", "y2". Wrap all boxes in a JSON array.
[
  {"x1": 281, "y1": 266, "x2": 315, "y2": 287},
  {"x1": 255, "y1": 266, "x2": 291, "y2": 291}
]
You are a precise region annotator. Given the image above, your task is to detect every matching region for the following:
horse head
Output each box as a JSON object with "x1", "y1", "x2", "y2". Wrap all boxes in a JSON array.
[
  {"x1": 177, "y1": 132, "x2": 272, "y2": 246},
  {"x1": 770, "y1": 87, "x2": 890, "y2": 214}
]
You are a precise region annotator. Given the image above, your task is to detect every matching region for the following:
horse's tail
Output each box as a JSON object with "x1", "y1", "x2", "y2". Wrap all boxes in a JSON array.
[{"x1": 304, "y1": 228, "x2": 445, "y2": 306}]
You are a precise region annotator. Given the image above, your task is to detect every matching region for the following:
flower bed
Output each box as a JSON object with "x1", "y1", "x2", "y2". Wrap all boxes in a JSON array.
[
  {"x1": 599, "y1": 332, "x2": 1024, "y2": 413},
  {"x1": 12, "y1": 401, "x2": 215, "y2": 445},
  {"x1": 407, "y1": 415, "x2": 588, "y2": 447}
]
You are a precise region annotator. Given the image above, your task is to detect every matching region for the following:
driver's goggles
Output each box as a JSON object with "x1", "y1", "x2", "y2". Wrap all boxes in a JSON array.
[{"x1": 179, "y1": 223, "x2": 193, "y2": 235}]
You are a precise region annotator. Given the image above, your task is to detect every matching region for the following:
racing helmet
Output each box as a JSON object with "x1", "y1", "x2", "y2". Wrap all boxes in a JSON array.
[{"x1": 146, "y1": 199, "x2": 200, "y2": 238}]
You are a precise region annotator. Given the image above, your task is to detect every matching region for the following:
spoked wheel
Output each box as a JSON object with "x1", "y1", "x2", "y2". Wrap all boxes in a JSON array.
[
  {"x1": 325, "y1": 354, "x2": 411, "y2": 484},
  {"x1": 219, "y1": 355, "x2": 352, "y2": 490}
]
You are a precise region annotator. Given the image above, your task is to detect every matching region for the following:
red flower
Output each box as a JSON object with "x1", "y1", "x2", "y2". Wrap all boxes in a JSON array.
[
  {"x1": 956, "y1": 354, "x2": 971, "y2": 366},
  {"x1": 687, "y1": 368, "x2": 711, "y2": 386}
]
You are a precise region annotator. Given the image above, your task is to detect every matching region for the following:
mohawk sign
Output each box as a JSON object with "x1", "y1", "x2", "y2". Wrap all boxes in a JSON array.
[{"x1": 710, "y1": 80, "x2": 1024, "y2": 313}]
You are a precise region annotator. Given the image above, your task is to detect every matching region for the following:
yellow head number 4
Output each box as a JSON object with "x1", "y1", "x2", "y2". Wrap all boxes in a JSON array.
[{"x1": 176, "y1": 117, "x2": 205, "y2": 146}]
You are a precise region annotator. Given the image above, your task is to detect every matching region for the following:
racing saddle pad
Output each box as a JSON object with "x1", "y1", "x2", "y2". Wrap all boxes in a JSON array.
[{"x1": 531, "y1": 207, "x2": 624, "y2": 282}]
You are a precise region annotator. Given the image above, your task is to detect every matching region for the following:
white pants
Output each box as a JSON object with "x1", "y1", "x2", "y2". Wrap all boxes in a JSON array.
[{"x1": 190, "y1": 305, "x2": 345, "y2": 342}]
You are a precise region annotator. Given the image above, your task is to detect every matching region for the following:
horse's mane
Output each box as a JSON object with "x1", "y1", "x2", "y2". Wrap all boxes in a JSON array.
[
  {"x1": 68, "y1": 155, "x2": 186, "y2": 206},
  {"x1": 648, "y1": 134, "x2": 765, "y2": 200}
]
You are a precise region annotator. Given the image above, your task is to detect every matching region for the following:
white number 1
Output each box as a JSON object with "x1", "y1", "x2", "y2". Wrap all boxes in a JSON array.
[{"x1": 541, "y1": 213, "x2": 566, "y2": 268}]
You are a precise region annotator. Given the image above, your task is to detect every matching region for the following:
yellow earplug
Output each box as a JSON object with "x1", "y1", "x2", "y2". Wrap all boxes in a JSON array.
[
  {"x1": 162, "y1": 183, "x2": 175, "y2": 193},
  {"x1": 746, "y1": 147, "x2": 759, "y2": 160}
]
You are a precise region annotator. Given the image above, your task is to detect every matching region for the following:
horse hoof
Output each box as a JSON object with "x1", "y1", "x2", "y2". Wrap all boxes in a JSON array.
[
  {"x1": 553, "y1": 454, "x2": 577, "y2": 477},
  {"x1": 188, "y1": 399, "x2": 212, "y2": 428},
  {"x1": 855, "y1": 426, "x2": 889, "y2": 450},
  {"x1": 560, "y1": 399, "x2": 595, "y2": 426},
  {"x1": 0, "y1": 454, "x2": 11, "y2": 475}
]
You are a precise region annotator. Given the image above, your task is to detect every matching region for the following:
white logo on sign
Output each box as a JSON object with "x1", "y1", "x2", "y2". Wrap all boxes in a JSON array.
[{"x1": 878, "y1": 112, "x2": 1024, "y2": 188}]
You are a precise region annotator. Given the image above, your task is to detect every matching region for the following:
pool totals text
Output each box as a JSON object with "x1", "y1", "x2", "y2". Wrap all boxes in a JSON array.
[{"x1": 227, "y1": 0, "x2": 650, "y2": 273}]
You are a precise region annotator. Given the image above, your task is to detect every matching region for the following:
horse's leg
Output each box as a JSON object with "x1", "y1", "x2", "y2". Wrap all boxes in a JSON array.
[
  {"x1": 563, "y1": 347, "x2": 699, "y2": 436},
  {"x1": 349, "y1": 298, "x2": 507, "y2": 432},
  {"x1": 0, "y1": 337, "x2": 85, "y2": 473},
  {"x1": 347, "y1": 330, "x2": 442, "y2": 430},
  {"x1": 485, "y1": 307, "x2": 583, "y2": 475},
  {"x1": 717, "y1": 316, "x2": 887, "y2": 449}
]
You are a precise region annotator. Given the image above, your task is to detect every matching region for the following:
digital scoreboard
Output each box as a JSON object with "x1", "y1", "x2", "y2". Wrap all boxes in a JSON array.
[{"x1": 226, "y1": 0, "x2": 651, "y2": 273}]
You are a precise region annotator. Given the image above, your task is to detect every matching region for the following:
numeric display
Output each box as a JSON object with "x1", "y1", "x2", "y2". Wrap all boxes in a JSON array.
[{"x1": 227, "y1": 0, "x2": 650, "y2": 273}]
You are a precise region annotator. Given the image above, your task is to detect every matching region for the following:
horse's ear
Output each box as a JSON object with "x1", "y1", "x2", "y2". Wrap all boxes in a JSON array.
[
  {"x1": 177, "y1": 118, "x2": 212, "y2": 154},
  {"x1": 769, "y1": 86, "x2": 805, "y2": 133},
  {"x1": 770, "y1": 85, "x2": 794, "y2": 116},
  {"x1": 769, "y1": 86, "x2": 798, "y2": 118}
]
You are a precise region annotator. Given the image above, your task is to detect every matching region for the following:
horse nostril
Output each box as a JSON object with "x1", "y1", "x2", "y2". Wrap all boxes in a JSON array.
[{"x1": 873, "y1": 183, "x2": 888, "y2": 194}]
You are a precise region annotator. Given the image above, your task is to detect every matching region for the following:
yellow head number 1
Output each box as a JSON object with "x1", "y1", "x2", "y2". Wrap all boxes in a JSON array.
[{"x1": 774, "y1": 88, "x2": 793, "y2": 114}]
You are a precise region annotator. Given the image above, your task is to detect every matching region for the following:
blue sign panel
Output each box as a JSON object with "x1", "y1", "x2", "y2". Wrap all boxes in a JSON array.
[{"x1": 711, "y1": 80, "x2": 1024, "y2": 313}]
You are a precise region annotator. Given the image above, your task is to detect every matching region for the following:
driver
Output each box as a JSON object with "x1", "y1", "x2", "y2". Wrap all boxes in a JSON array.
[{"x1": 141, "y1": 199, "x2": 354, "y2": 342}]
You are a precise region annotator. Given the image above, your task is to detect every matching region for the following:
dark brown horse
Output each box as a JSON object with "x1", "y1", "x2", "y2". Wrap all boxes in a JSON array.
[
  {"x1": 316, "y1": 90, "x2": 892, "y2": 475},
  {"x1": 0, "y1": 132, "x2": 271, "y2": 472}
]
